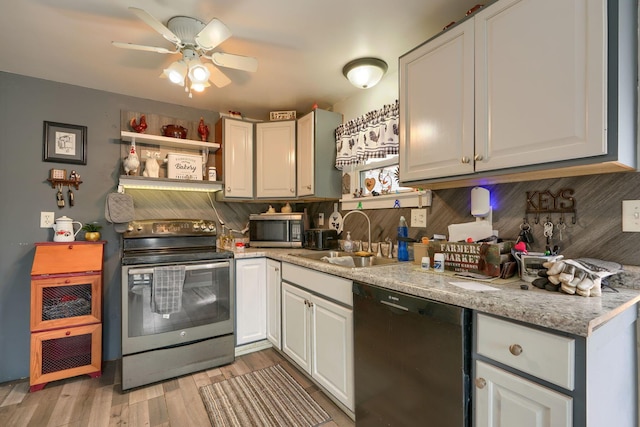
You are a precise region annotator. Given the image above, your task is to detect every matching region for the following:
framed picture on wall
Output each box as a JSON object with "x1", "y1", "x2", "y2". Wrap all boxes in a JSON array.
[{"x1": 43, "y1": 121, "x2": 87, "y2": 165}]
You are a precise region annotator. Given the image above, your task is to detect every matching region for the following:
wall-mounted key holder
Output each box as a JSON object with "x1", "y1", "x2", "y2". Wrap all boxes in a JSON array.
[
  {"x1": 47, "y1": 170, "x2": 82, "y2": 208},
  {"x1": 525, "y1": 188, "x2": 577, "y2": 224}
]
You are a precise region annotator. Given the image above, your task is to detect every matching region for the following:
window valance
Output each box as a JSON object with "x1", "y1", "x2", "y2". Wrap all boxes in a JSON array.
[{"x1": 335, "y1": 100, "x2": 399, "y2": 170}]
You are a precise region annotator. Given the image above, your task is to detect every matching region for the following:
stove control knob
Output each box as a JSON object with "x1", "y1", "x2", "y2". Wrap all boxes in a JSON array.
[
  {"x1": 193, "y1": 223, "x2": 200, "y2": 230},
  {"x1": 127, "y1": 224, "x2": 134, "y2": 232},
  {"x1": 202, "y1": 226, "x2": 210, "y2": 232},
  {"x1": 136, "y1": 225, "x2": 143, "y2": 231}
]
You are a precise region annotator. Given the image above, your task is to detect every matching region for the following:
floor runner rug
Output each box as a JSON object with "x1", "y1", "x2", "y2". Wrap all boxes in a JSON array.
[{"x1": 199, "y1": 364, "x2": 332, "y2": 427}]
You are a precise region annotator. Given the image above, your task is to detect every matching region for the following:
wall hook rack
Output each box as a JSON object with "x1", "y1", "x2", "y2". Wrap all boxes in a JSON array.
[{"x1": 525, "y1": 188, "x2": 577, "y2": 225}]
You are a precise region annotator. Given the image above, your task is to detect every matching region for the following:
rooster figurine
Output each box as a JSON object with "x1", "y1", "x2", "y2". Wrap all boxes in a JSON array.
[
  {"x1": 130, "y1": 115, "x2": 147, "y2": 133},
  {"x1": 197, "y1": 117, "x2": 209, "y2": 142},
  {"x1": 123, "y1": 144, "x2": 140, "y2": 175}
]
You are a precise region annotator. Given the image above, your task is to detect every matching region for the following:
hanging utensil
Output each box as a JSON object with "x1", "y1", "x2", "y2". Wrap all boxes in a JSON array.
[
  {"x1": 68, "y1": 184, "x2": 75, "y2": 207},
  {"x1": 56, "y1": 184, "x2": 65, "y2": 208}
]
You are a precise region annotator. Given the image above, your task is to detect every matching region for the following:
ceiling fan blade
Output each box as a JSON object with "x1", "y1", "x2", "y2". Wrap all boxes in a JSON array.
[
  {"x1": 195, "y1": 18, "x2": 232, "y2": 51},
  {"x1": 112, "y1": 41, "x2": 175, "y2": 54},
  {"x1": 204, "y1": 63, "x2": 231, "y2": 88},
  {"x1": 128, "y1": 7, "x2": 180, "y2": 45},
  {"x1": 208, "y1": 52, "x2": 258, "y2": 72}
]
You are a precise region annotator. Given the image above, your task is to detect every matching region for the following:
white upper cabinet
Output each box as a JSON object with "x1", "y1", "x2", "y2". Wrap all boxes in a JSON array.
[
  {"x1": 256, "y1": 120, "x2": 296, "y2": 198},
  {"x1": 399, "y1": 18, "x2": 475, "y2": 181},
  {"x1": 296, "y1": 109, "x2": 344, "y2": 199},
  {"x1": 217, "y1": 118, "x2": 254, "y2": 198},
  {"x1": 474, "y1": 0, "x2": 605, "y2": 171},
  {"x1": 400, "y1": 0, "x2": 637, "y2": 186}
]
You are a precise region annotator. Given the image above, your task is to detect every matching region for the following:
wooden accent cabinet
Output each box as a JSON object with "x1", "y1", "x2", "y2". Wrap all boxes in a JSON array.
[{"x1": 29, "y1": 241, "x2": 105, "y2": 392}]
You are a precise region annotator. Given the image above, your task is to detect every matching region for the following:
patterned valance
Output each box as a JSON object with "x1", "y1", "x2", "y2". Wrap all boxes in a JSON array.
[{"x1": 335, "y1": 100, "x2": 399, "y2": 170}]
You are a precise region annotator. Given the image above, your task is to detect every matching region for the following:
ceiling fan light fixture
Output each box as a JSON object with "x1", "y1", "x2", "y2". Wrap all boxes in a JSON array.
[
  {"x1": 188, "y1": 61, "x2": 210, "y2": 84},
  {"x1": 191, "y1": 81, "x2": 210, "y2": 93},
  {"x1": 163, "y1": 60, "x2": 187, "y2": 85},
  {"x1": 342, "y1": 57, "x2": 388, "y2": 89}
]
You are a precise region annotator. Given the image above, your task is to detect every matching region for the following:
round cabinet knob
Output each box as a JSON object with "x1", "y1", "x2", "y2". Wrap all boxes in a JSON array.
[
  {"x1": 290, "y1": 188, "x2": 295, "y2": 193},
  {"x1": 509, "y1": 344, "x2": 523, "y2": 356},
  {"x1": 65, "y1": 331, "x2": 71, "y2": 336},
  {"x1": 474, "y1": 154, "x2": 484, "y2": 161},
  {"x1": 461, "y1": 156, "x2": 470, "y2": 164},
  {"x1": 306, "y1": 185, "x2": 312, "y2": 190},
  {"x1": 227, "y1": 187, "x2": 231, "y2": 192},
  {"x1": 64, "y1": 279, "x2": 71, "y2": 284},
  {"x1": 180, "y1": 331, "x2": 186, "y2": 337},
  {"x1": 275, "y1": 268, "x2": 280, "y2": 272},
  {"x1": 475, "y1": 378, "x2": 486, "y2": 389}
]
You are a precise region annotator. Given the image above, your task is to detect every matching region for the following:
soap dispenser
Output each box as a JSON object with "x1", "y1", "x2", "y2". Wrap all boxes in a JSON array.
[{"x1": 343, "y1": 231, "x2": 353, "y2": 252}]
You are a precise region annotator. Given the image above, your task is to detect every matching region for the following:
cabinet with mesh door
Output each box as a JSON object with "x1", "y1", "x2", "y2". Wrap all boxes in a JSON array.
[{"x1": 30, "y1": 242, "x2": 105, "y2": 392}]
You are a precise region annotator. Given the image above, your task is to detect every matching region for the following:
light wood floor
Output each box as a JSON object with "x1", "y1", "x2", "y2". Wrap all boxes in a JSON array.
[{"x1": 0, "y1": 348, "x2": 355, "y2": 427}]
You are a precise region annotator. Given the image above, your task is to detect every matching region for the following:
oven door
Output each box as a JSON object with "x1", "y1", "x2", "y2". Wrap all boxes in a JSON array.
[{"x1": 121, "y1": 259, "x2": 233, "y2": 355}]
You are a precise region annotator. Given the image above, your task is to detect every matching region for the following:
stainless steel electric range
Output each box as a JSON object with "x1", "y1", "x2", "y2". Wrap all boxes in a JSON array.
[{"x1": 120, "y1": 219, "x2": 234, "y2": 390}]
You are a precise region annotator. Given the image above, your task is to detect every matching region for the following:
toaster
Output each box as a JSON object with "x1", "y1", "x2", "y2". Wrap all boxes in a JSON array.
[{"x1": 304, "y1": 228, "x2": 339, "y2": 250}]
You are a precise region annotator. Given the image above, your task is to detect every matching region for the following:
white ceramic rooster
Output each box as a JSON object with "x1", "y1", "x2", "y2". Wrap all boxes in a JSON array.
[
  {"x1": 142, "y1": 151, "x2": 160, "y2": 177},
  {"x1": 123, "y1": 144, "x2": 140, "y2": 175}
]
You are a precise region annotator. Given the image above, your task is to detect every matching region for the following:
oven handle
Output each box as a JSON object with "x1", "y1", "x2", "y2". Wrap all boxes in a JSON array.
[{"x1": 127, "y1": 261, "x2": 230, "y2": 275}]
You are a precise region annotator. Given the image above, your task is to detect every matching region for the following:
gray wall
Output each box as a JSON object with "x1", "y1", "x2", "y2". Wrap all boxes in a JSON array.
[
  {"x1": 2, "y1": 71, "x2": 640, "y2": 384},
  {"x1": 0, "y1": 72, "x2": 255, "y2": 382}
]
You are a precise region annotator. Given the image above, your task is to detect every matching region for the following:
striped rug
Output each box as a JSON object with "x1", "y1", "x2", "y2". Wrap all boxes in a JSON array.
[{"x1": 199, "y1": 364, "x2": 332, "y2": 426}]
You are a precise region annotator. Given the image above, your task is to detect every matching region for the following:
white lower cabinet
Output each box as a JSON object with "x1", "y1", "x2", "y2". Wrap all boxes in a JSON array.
[
  {"x1": 266, "y1": 259, "x2": 281, "y2": 349},
  {"x1": 281, "y1": 263, "x2": 354, "y2": 411},
  {"x1": 235, "y1": 258, "x2": 266, "y2": 346},
  {"x1": 474, "y1": 310, "x2": 638, "y2": 427},
  {"x1": 475, "y1": 361, "x2": 572, "y2": 427}
]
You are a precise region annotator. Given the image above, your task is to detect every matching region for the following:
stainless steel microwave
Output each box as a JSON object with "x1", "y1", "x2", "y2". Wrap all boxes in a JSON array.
[{"x1": 249, "y1": 213, "x2": 307, "y2": 248}]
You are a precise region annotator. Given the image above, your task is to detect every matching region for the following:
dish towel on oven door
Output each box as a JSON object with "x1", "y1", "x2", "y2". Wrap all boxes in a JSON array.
[{"x1": 151, "y1": 266, "x2": 186, "y2": 316}]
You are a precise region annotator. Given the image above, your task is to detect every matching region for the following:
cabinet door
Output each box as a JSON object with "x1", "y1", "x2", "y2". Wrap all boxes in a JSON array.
[
  {"x1": 256, "y1": 121, "x2": 296, "y2": 198},
  {"x1": 266, "y1": 259, "x2": 281, "y2": 349},
  {"x1": 399, "y1": 18, "x2": 475, "y2": 181},
  {"x1": 475, "y1": 361, "x2": 572, "y2": 427},
  {"x1": 311, "y1": 295, "x2": 354, "y2": 411},
  {"x1": 223, "y1": 119, "x2": 254, "y2": 198},
  {"x1": 296, "y1": 111, "x2": 315, "y2": 197},
  {"x1": 281, "y1": 282, "x2": 311, "y2": 373},
  {"x1": 474, "y1": 0, "x2": 606, "y2": 171},
  {"x1": 235, "y1": 258, "x2": 266, "y2": 346}
]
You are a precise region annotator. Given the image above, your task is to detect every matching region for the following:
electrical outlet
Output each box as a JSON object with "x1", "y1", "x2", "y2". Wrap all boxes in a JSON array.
[
  {"x1": 40, "y1": 212, "x2": 55, "y2": 228},
  {"x1": 318, "y1": 213, "x2": 324, "y2": 226},
  {"x1": 411, "y1": 209, "x2": 427, "y2": 228}
]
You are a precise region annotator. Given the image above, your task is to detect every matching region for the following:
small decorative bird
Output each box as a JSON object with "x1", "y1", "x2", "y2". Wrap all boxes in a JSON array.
[
  {"x1": 123, "y1": 145, "x2": 140, "y2": 175},
  {"x1": 197, "y1": 117, "x2": 209, "y2": 142},
  {"x1": 130, "y1": 115, "x2": 147, "y2": 133}
]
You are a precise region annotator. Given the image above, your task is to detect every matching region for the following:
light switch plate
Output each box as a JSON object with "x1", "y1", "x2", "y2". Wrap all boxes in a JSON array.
[
  {"x1": 411, "y1": 209, "x2": 427, "y2": 228},
  {"x1": 622, "y1": 200, "x2": 640, "y2": 232},
  {"x1": 318, "y1": 213, "x2": 324, "y2": 226}
]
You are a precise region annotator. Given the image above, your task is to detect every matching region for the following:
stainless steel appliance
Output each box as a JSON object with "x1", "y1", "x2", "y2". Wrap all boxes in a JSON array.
[
  {"x1": 303, "y1": 228, "x2": 339, "y2": 250},
  {"x1": 121, "y1": 219, "x2": 234, "y2": 390},
  {"x1": 249, "y1": 212, "x2": 307, "y2": 248},
  {"x1": 353, "y1": 282, "x2": 471, "y2": 426}
]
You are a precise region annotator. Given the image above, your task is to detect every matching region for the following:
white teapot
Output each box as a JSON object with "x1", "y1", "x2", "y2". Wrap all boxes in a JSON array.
[{"x1": 53, "y1": 216, "x2": 83, "y2": 242}]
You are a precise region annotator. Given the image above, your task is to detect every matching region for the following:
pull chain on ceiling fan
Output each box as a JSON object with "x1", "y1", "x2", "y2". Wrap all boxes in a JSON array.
[{"x1": 112, "y1": 7, "x2": 258, "y2": 97}]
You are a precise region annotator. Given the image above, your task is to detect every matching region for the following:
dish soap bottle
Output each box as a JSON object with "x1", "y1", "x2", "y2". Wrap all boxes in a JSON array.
[
  {"x1": 343, "y1": 231, "x2": 353, "y2": 253},
  {"x1": 397, "y1": 216, "x2": 409, "y2": 261}
]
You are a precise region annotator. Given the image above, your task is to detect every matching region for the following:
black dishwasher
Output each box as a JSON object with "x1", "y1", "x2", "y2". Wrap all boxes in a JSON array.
[{"x1": 353, "y1": 282, "x2": 471, "y2": 426}]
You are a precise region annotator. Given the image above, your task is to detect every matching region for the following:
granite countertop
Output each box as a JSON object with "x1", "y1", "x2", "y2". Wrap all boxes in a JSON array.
[{"x1": 234, "y1": 248, "x2": 640, "y2": 338}]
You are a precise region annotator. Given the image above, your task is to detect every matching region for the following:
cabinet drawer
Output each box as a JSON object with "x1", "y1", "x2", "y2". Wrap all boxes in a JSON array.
[
  {"x1": 282, "y1": 263, "x2": 352, "y2": 306},
  {"x1": 476, "y1": 313, "x2": 575, "y2": 390},
  {"x1": 32, "y1": 242, "x2": 104, "y2": 275}
]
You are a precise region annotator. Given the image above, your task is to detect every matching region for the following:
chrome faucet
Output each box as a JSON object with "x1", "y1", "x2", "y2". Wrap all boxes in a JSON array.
[{"x1": 342, "y1": 210, "x2": 371, "y2": 254}]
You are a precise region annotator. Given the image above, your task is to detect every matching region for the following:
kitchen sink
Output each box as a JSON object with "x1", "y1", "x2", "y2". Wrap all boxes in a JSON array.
[{"x1": 293, "y1": 251, "x2": 398, "y2": 268}]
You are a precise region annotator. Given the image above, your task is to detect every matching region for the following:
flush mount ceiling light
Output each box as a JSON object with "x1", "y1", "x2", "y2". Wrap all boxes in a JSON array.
[{"x1": 342, "y1": 58, "x2": 388, "y2": 89}]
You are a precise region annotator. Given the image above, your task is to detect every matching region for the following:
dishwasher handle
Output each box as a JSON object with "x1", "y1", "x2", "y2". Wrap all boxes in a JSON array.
[{"x1": 353, "y1": 281, "x2": 467, "y2": 326}]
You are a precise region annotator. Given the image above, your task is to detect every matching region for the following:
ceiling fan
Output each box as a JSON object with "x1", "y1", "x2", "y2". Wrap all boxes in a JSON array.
[{"x1": 113, "y1": 7, "x2": 258, "y2": 96}]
